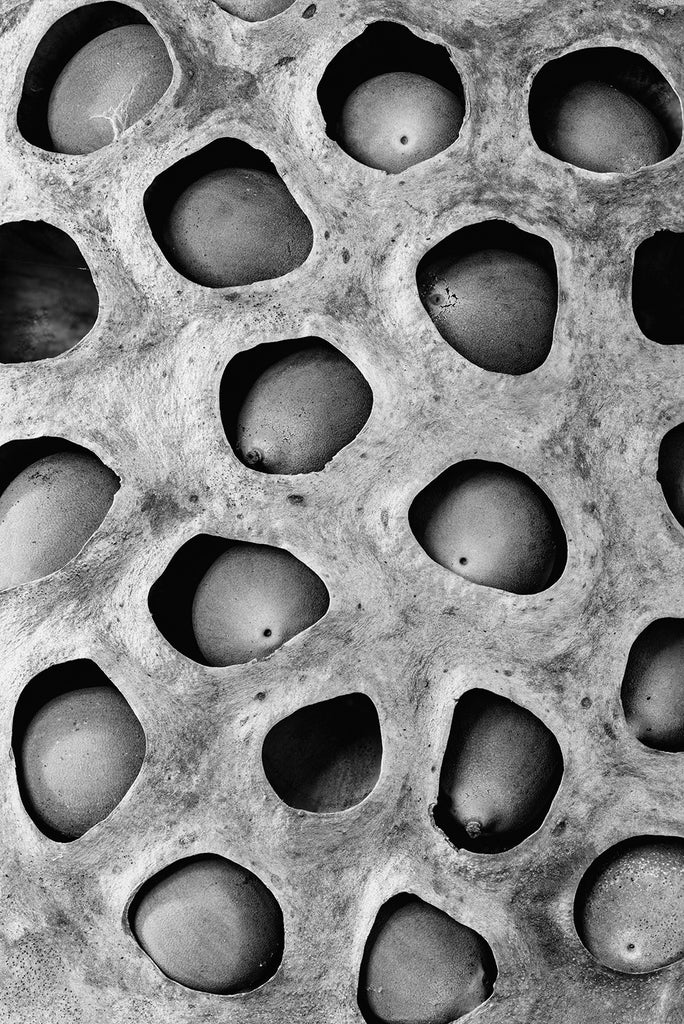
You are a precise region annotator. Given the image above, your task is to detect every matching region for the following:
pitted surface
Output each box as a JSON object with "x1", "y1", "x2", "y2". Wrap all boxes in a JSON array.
[{"x1": 0, "y1": 0, "x2": 683, "y2": 1021}]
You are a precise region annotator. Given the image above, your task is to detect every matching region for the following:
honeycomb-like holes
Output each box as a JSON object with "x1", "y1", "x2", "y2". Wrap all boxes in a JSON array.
[
  {"x1": 212, "y1": 0, "x2": 295, "y2": 23},
  {"x1": 220, "y1": 337, "x2": 373, "y2": 475},
  {"x1": 0, "y1": 220, "x2": 99, "y2": 362},
  {"x1": 433, "y1": 688, "x2": 564, "y2": 853},
  {"x1": 621, "y1": 618, "x2": 684, "y2": 752},
  {"x1": 144, "y1": 137, "x2": 313, "y2": 287},
  {"x1": 262, "y1": 692, "x2": 382, "y2": 812},
  {"x1": 148, "y1": 534, "x2": 330, "y2": 666},
  {"x1": 632, "y1": 230, "x2": 684, "y2": 344},
  {"x1": 529, "y1": 47, "x2": 681, "y2": 172},
  {"x1": 416, "y1": 220, "x2": 558, "y2": 374},
  {"x1": 17, "y1": 2, "x2": 171, "y2": 153},
  {"x1": 317, "y1": 21, "x2": 465, "y2": 170},
  {"x1": 574, "y1": 835, "x2": 684, "y2": 975},
  {"x1": 12, "y1": 659, "x2": 145, "y2": 842},
  {"x1": 0, "y1": 436, "x2": 120, "y2": 591},
  {"x1": 358, "y1": 893, "x2": 497, "y2": 1024},
  {"x1": 409, "y1": 459, "x2": 567, "y2": 595},
  {"x1": 657, "y1": 423, "x2": 684, "y2": 528},
  {"x1": 129, "y1": 853, "x2": 285, "y2": 994}
]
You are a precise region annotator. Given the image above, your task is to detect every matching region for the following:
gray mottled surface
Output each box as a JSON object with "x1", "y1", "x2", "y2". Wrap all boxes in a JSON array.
[{"x1": 0, "y1": 0, "x2": 683, "y2": 1021}]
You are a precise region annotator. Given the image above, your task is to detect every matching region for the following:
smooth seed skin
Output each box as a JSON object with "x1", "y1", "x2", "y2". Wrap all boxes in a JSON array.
[
  {"x1": 47, "y1": 25, "x2": 173, "y2": 155},
  {"x1": 131, "y1": 857, "x2": 284, "y2": 993},
  {"x1": 621, "y1": 620, "x2": 684, "y2": 750},
  {"x1": 438, "y1": 690, "x2": 562, "y2": 850},
  {"x1": 18, "y1": 686, "x2": 145, "y2": 840},
  {"x1": 339, "y1": 71, "x2": 464, "y2": 173},
  {"x1": 360, "y1": 897, "x2": 495, "y2": 1024},
  {"x1": 214, "y1": 0, "x2": 294, "y2": 20},
  {"x1": 236, "y1": 344, "x2": 373, "y2": 473},
  {"x1": 545, "y1": 80, "x2": 669, "y2": 172},
  {"x1": 418, "y1": 249, "x2": 556, "y2": 374},
  {"x1": 0, "y1": 452, "x2": 119, "y2": 590},
  {"x1": 191, "y1": 543, "x2": 329, "y2": 666},
  {"x1": 576, "y1": 839, "x2": 684, "y2": 974},
  {"x1": 412, "y1": 464, "x2": 559, "y2": 594},
  {"x1": 164, "y1": 168, "x2": 313, "y2": 287}
]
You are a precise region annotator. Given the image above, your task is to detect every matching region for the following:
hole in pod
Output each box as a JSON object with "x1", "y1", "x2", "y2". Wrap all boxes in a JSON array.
[
  {"x1": 0, "y1": 220, "x2": 98, "y2": 362},
  {"x1": 129, "y1": 854, "x2": 284, "y2": 993},
  {"x1": 632, "y1": 230, "x2": 684, "y2": 345},
  {"x1": 416, "y1": 220, "x2": 558, "y2": 374},
  {"x1": 409, "y1": 459, "x2": 566, "y2": 594},
  {"x1": 211, "y1": 0, "x2": 295, "y2": 22},
  {"x1": 148, "y1": 535, "x2": 330, "y2": 666},
  {"x1": 220, "y1": 337, "x2": 373, "y2": 474},
  {"x1": 434, "y1": 688, "x2": 563, "y2": 853},
  {"x1": 358, "y1": 893, "x2": 497, "y2": 1024},
  {"x1": 621, "y1": 618, "x2": 684, "y2": 751},
  {"x1": 529, "y1": 47, "x2": 681, "y2": 173},
  {"x1": 17, "y1": 2, "x2": 173, "y2": 154},
  {"x1": 0, "y1": 437, "x2": 120, "y2": 591},
  {"x1": 657, "y1": 423, "x2": 684, "y2": 527},
  {"x1": 574, "y1": 835, "x2": 684, "y2": 973},
  {"x1": 262, "y1": 692, "x2": 382, "y2": 811},
  {"x1": 12, "y1": 659, "x2": 145, "y2": 841},
  {"x1": 144, "y1": 138, "x2": 313, "y2": 287},
  {"x1": 317, "y1": 21, "x2": 465, "y2": 173}
]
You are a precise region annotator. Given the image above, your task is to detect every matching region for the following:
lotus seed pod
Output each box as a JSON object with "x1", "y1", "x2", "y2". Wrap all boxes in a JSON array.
[
  {"x1": 236, "y1": 343, "x2": 373, "y2": 473},
  {"x1": 575, "y1": 837, "x2": 684, "y2": 974},
  {"x1": 418, "y1": 248, "x2": 557, "y2": 373},
  {"x1": 164, "y1": 168, "x2": 313, "y2": 287},
  {"x1": 410, "y1": 462, "x2": 563, "y2": 594},
  {"x1": 437, "y1": 690, "x2": 563, "y2": 851},
  {"x1": 191, "y1": 542, "x2": 329, "y2": 665},
  {"x1": 338, "y1": 71, "x2": 464, "y2": 173},
  {"x1": 261, "y1": 693, "x2": 382, "y2": 811},
  {"x1": 17, "y1": 685, "x2": 145, "y2": 840},
  {"x1": 47, "y1": 25, "x2": 173, "y2": 156},
  {"x1": 544, "y1": 80, "x2": 669, "y2": 172},
  {"x1": 131, "y1": 856, "x2": 284, "y2": 993},
  {"x1": 359, "y1": 895, "x2": 496, "y2": 1024},
  {"x1": 0, "y1": 451, "x2": 119, "y2": 590},
  {"x1": 621, "y1": 619, "x2": 684, "y2": 750}
]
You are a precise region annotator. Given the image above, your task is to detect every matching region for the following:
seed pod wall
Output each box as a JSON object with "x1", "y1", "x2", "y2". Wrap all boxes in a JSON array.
[{"x1": 0, "y1": 0, "x2": 682, "y2": 1022}]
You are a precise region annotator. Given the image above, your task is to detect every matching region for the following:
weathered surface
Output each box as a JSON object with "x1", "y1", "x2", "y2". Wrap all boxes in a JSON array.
[{"x1": 0, "y1": 0, "x2": 682, "y2": 1021}]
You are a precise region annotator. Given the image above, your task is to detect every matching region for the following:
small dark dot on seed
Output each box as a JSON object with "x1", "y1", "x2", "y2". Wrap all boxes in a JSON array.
[
  {"x1": 459, "y1": 557, "x2": 468, "y2": 565},
  {"x1": 581, "y1": 696, "x2": 592, "y2": 709},
  {"x1": 627, "y1": 943, "x2": 635, "y2": 950},
  {"x1": 263, "y1": 629, "x2": 272, "y2": 637},
  {"x1": 400, "y1": 135, "x2": 409, "y2": 145}
]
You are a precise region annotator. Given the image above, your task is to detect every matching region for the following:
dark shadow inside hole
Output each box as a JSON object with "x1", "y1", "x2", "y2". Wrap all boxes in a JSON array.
[
  {"x1": 0, "y1": 436, "x2": 95, "y2": 492},
  {"x1": 220, "y1": 336, "x2": 322, "y2": 457},
  {"x1": 417, "y1": 219, "x2": 557, "y2": 279},
  {"x1": 262, "y1": 692, "x2": 382, "y2": 812},
  {"x1": 12, "y1": 659, "x2": 133, "y2": 843},
  {"x1": 409, "y1": 459, "x2": 567, "y2": 592},
  {"x1": 433, "y1": 688, "x2": 564, "y2": 854},
  {"x1": 529, "y1": 46, "x2": 681, "y2": 161},
  {"x1": 148, "y1": 534, "x2": 230, "y2": 663},
  {"x1": 632, "y1": 231, "x2": 684, "y2": 344},
  {"x1": 317, "y1": 21, "x2": 464, "y2": 142},
  {"x1": 621, "y1": 617, "x2": 684, "y2": 752},
  {"x1": 658, "y1": 423, "x2": 684, "y2": 528},
  {"x1": 17, "y1": 2, "x2": 148, "y2": 151},
  {"x1": 143, "y1": 138, "x2": 276, "y2": 275},
  {"x1": 0, "y1": 221, "x2": 98, "y2": 362}
]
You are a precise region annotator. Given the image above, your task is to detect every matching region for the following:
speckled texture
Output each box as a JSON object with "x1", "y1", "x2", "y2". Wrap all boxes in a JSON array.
[{"x1": 0, "y1": 0, "x2": 682, "y2": 1022}]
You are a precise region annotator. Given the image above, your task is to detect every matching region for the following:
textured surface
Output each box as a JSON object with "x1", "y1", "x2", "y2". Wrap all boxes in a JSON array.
[{"x1": 0, "y1": 0, "x2": 683, "y2": 1022}]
